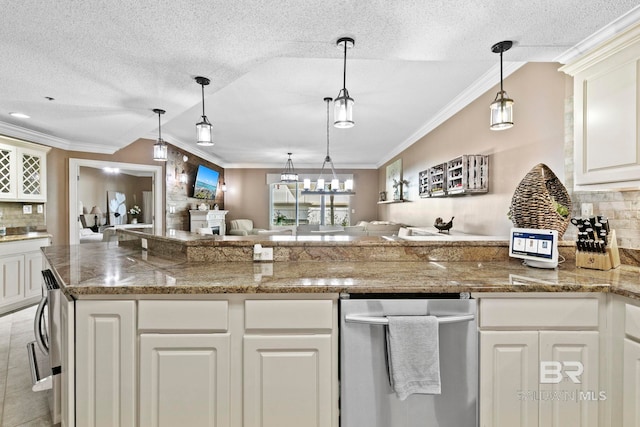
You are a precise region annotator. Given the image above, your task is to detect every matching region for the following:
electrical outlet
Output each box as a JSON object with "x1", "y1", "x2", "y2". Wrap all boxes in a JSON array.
[
  {"x1": 581, "y1": 203, "x2": 593, "y2": 217},
  {"x1": 23, "y1": 205, "x2": 32, "y2": 214},
  {"x1": 37, "y1": 204, "x2": 43, "y2": 214}
]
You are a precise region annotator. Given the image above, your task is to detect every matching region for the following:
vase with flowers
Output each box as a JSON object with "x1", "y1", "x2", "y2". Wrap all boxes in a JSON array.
[{"x1": 128, "y1": 205, "x2": 141, "y2": 224}]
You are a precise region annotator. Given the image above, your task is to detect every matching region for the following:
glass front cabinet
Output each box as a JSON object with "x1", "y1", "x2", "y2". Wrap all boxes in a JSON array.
[{"x1": 0, "y1": 139, "x2": 48, "y2": 202}]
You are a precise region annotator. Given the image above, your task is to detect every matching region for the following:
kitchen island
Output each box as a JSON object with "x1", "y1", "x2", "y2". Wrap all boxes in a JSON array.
[{"x1": 42, "y1": 233, "x2": 640, "y2": 427}]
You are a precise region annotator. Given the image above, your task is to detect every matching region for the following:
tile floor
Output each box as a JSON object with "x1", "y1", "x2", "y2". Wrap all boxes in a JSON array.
[{"x1": 0, "y1": 305, "x2": 53, "y2": 426}]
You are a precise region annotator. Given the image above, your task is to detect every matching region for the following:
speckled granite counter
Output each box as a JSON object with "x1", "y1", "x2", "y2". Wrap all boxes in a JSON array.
[{"x1": 42, "y1": 241, "x2": 640, "y2": 300}]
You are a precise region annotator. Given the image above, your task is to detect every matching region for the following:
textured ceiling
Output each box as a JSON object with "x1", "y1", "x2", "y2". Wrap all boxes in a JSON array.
[{"x1": 0, "y1": 1, "x2": 639, "y2": 168}]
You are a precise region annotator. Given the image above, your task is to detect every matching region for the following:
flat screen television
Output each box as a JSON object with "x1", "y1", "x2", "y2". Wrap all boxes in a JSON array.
[
  {"x1": 508, "y1": 227, "x2": 558, "y2": 269},
  {"x1": 193, "y1": 165, "x2": 219, "y2": 199}
]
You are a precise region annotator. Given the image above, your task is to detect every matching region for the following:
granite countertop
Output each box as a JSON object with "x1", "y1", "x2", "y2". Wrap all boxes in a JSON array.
[
  {"x1": 42, "y1": 242, "x2": 640, "y2": 300},
  {"x1": 0, "y1": 231, "x2": 51, "y2": 243}
]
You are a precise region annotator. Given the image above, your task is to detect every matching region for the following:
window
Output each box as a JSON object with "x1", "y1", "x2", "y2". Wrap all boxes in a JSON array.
[{"x1": 268, "y1": 175, "x2": 353, "y2": 227}]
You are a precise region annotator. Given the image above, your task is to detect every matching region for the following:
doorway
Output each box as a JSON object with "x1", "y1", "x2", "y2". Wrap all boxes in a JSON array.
[{"x1": 68, "y1": 159, "x2": 163, "y2": 244}]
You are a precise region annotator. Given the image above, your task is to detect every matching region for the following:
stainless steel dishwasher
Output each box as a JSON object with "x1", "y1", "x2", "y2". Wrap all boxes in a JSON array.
[{"x1": 340, "y1": 293, "x2": 477, "y2": 427}]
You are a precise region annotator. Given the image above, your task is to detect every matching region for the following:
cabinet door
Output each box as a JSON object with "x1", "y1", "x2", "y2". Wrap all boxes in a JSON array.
[
  {"x1": 244, "y1": 334, "x2": 333, "y2": 427},
  {"x1": 191, "y1": 220, "x2": 208, "y2": 232},
  {"x1": 0, "y1": 254, "x2": 24, "y2": 307},
  {"x1": 24, "y1": 251, "x2": 43, "y2": 298},
  {"x1": 139, "y1": 333, "x2": 231, "y2": 427},
  {"x1": 60, "y1": 293, "x2": 75, "y2": 427},
  {"x1": 479, "y1": 331, "x2": 539, "y2": 427},
  {"x1": 539, "y1": 331, "x2": 599, "y2": 427},
  {"x1": 75, "y1": 300, "x2": 136, "y2": 427},
  {"x1": 17, "y1": 146, "x2": 46, "y2": 201},
  {"x1": 623, "y1": 338, "x2": 640, "y2": 427},
  {"x1": 0, "y1": 143, "x2": 17, "y2": 200}
]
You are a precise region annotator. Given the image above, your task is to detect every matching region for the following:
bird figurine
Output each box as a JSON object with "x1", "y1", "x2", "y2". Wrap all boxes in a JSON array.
[{"x1": 434, "y1": 216, "x2": 454, "y2": 233}]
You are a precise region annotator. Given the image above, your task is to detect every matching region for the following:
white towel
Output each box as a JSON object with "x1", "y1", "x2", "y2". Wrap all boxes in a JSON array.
[{"x1": 386, "y1": 315, "x2": 441, "y2": 400}]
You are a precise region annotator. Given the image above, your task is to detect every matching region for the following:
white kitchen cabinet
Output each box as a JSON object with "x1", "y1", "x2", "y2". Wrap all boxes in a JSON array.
[
  {"x1": 189, "y1": 209, "x2": 228, "y2": 235},
  {"x1": 560, "y1": 24, "x2": 640, "y2": 190},
  {"x1": 0, "y1": 138, "x2": 48, "y2": 201},
  {"x1": 479, "y1": 331, "x2": 539, "y2": 427},
  {"x1": 623, "y1": 339, "x2": 640, "y2": 427},
  {"x1": 0, "y1": 254, "x2": 24, "y2": 308},
  {"x1": 139, "y1": 333, "x2": 231, "y2": 427},
  {"x1": 17, "y1": 145, "x2": 47, "y2": 201},
  {"x1": 539, "y1": 331, "x2": 600, "y2": 427},
  {"x1": 623, "y1": 301, "x2": 640, "y2": 427},
  {"x1": 243, "y1": 299, "x2": 337, "y2": 427},
  {"x1": 60, "y1": 291, "x2": 75, "y2": 427},
  {"x1": 64, "y1": 295, "x2": 338, "y2": 427},
  {"x1": 24, "y1": 250, "x2": 44, "y2": 298},
  {"x1": 0, "y1": 142, "x2": 18, "y2": 199},
  {"x1": 75, "y1": 300, "x2": 136, "y2": 427},
  {"x1": 477, "y1": 295, "x2": 602, "y2": 427},
  {"x1": 0, "y1": 237, "x2": 51, "y2": 314},
  {"x1": 244, "y1": 335, "x2": 332, "y2": 427}
]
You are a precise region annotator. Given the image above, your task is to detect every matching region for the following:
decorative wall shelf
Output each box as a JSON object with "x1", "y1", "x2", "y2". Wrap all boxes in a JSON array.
[
  {"x1": 377, "y1": 199, "x2": 408, "y2": 204},
  {"x1": 419, "y1": 155, "x2": 488, "y2": 198}
]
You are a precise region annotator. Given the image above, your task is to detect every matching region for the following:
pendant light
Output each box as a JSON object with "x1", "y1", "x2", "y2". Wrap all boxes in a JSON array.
[
  {"x1": 152, "y1": 108, "x2": 168, "y2": 161},
  {"x1": 195, "y1": 76, "x2": 214, "y2": 146},
  {"x1": 490, "y1": 40, "x2": 514, "y2": 131},
  {"x1": 280, "y1": 153, "x2": 298, "y2": 182},
  {"x1": 302, "y1": 97, "x2": 355, "y2": 195},
  {"x1": 334, "y1": 37, "x2": 355, "y2": 129}
]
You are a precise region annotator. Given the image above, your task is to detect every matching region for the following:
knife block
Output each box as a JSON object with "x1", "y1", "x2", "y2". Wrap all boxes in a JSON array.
[{"x1": 575, "y1": 229, "x2": 621, "y2": 270}]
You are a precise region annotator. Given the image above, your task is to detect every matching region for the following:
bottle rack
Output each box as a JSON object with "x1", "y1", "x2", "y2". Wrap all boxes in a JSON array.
[
  {"x1": 419, "y1": 155, "x2": 489, "y2": 197},
  {"x1": 575, "y1": 229, "x2": 621, "y2": 271},
  {"x1": 428, "y1": 163, "x2": 447, "y2": 197}
]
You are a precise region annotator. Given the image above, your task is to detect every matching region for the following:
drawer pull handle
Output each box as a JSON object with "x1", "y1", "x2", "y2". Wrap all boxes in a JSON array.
[{"x1": 345, "y1": 313, "x2": 475, "y2": 325}]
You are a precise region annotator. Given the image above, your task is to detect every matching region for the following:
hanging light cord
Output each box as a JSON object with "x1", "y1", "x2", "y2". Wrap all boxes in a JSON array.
[
  {"x1": 201, "y1": 83, "x2": 206, "y2": 119},
  {"x1": 321, "y1": 98, "x2": 338, "y2": 180},
  {"x1": 499, "y1": 49, "x2": 504, "y2": 94},
  {"x1": 342, "y1": 40, "x2": 348, "y2": 90}
]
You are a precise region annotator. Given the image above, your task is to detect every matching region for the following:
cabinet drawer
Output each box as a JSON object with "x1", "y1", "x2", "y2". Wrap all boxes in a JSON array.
[
  {"x1": 626, "y1": 303, "x2": 640, "y2": 341},
  {"x1": 480, "y1": 298, "x2": 599, "y2": 329},
  {"x1": 245, "y1": 300, "x2": 333, "y2": 331},
  {"x1": 138, "y1": 300, "x2": 228, "y2": 332}
]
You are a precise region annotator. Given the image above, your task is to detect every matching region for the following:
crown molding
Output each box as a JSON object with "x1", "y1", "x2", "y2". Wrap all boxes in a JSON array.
[
  {"x1": 0, "y1": 121, "x2": 114, "y2": 153},
  {"x1": 555, "y1": 5, "x2": 640, "y2": 66},
  {"x1": 376, "y1": 61, "x2": 526, "y2": 168}
]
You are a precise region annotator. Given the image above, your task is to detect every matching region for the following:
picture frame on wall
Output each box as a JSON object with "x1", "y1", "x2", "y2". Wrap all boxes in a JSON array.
[{"x1": 386, "y1": 159, "x2": 402, "y2": 201}]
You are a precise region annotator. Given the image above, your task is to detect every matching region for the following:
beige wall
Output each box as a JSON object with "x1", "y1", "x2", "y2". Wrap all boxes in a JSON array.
[
  {"x1": 224, "y1": 168, "x2": 379, "y2": 229},
  {"x1": 377, "y1": 62, "x2": 568, "y2": 237},
  {"x1": 46, "y1": 138, "x2": 166, "y2": 245}
]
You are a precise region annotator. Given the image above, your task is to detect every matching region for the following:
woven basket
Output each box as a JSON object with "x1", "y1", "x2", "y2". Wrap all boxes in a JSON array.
[{"x1": 508, "y1": 163, "x2": 571, "y2": 238}]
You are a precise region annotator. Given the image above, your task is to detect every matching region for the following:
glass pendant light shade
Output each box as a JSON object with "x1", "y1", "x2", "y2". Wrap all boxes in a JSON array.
[
  {"x1": 195, "y1": 76, "x2": 214, "y2": 146},
  {"x1": 280, "y1": 153, "x2": 298, "y2": 182},
  {"x1": 153, "y1": 139, "x2": 168, "y2": 161},
  {"x1": 317, "y1": 178, "x2": 325, "y2": 190},
  {"x1": 303, "y1": 178, "x2": 311, "y2": 190},
  {"x1": 334, "y1": 88, "x2": 354, "y2": 129},
  {"x1": 196, "y1": 116, "x2": 213, "y2": 146},
  {"x1": 344, "y1": 179, "x2": 353, "y2": 191},
  {"x1": 152, "y1": 109, "x2": 168, "y2": 161},
  {"x1": 489, "y1": 41, "x2": 514, "y2": 131},
  {"x1": 490, "y1": 91, "x2": 514, "y2": 130},
  {"x1": 334, "y1": 37, "x2": 355, "y2": 128}
]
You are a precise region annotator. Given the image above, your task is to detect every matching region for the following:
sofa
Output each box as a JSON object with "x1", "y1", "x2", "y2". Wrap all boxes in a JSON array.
[
  {"x1": 353, "y1": 221, "x2": 404, "y2": 236},
  {"x1": 228, "y1": 219, "x2": 266, "y2": 236}
]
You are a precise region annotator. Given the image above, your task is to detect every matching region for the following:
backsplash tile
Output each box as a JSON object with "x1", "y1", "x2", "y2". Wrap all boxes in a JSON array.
[{"x1": 0, "y1": 201, "x2": 46, "y2": 233}]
